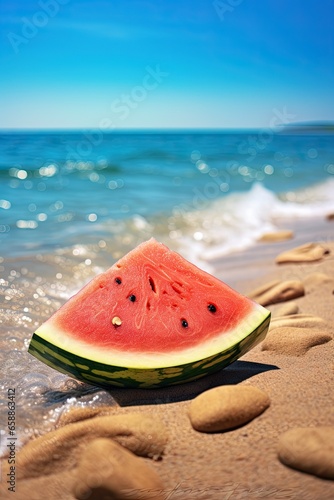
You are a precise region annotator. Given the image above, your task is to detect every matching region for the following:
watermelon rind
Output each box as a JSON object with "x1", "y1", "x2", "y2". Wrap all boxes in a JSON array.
[{"x1": 28, "y1": 307, "x2": 270, "y2": 389}]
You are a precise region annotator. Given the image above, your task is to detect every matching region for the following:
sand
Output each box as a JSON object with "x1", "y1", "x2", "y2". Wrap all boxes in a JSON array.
[{"x1": 1, "y1": 217, "x2": 334, "y2": 499}]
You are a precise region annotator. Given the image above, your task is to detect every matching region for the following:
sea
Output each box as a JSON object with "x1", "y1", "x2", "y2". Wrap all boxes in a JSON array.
[{"x1": 1, "y1": 129, "x2": 334, "y2": 446}]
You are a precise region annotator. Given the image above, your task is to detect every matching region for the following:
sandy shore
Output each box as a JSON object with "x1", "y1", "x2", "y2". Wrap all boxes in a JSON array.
[
  {"x1": 1, "y1": 217, "x2": 334, "y2": 499},
  {"x1": 145, "y1": 223, "x2": 334, "y2": 499}
]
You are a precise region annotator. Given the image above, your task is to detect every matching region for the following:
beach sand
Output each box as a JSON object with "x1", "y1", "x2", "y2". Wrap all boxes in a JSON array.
[{"x1": 1, "y1": 217, "x2": 334, "y2": 499}]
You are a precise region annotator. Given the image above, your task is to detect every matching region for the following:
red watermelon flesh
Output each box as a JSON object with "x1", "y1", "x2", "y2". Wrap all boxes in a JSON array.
[
  {"x1": 29, "y1": 238, "x2": 270, "y2": 387},
  {"x1": 53, "y1": 239, "x2": 252, "y2": 353}
]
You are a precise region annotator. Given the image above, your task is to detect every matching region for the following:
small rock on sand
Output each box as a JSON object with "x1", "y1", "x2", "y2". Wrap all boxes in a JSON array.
[
  {"x1": 189, "y1": 385, "x2": 270, "y2": 433},
  {"x1": 248, "y1": 280, "x2": 304, "y2": 306},
  {"x1": 258, "y1": 230, "x2": 294, "y2": 242},
  {"x1": 278, "y1": 427, "x2": 334, "y2": 479},
  {"x1": 275, "y1": 242, "x2": 330, "y2": 264},
  {"x1": 262, "y1": 314, "x2": 332, "y2": 356}
]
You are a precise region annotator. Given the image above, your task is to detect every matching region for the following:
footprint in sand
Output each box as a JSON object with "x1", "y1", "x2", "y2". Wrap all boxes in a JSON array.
[
  {"x1": 16, "y1": 412, "x2": 167, "y2": 479},
  {"x1": 262, "y1": 314, "x2": 333, "y2": 356},
  {"x1": 275, "y1": 242, "x2": 330, "y2": 264},
  {"x1": 248, "y1": 279, "x2": 305, "y2": 307},
  {"x1": 0, "y1": 412, "x2": 167, "y2": 500},
  {"x1": 72, "y1": 438, "x2": 164, "y2": 500}
]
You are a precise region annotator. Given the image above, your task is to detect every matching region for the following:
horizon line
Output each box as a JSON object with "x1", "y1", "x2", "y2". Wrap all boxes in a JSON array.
[{"x1": 1, "y1": 121, "x2": 333, "y2": 134}]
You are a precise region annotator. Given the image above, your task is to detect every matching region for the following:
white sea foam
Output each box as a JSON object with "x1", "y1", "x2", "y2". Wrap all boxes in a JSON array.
[{"x1": 172, "y1": 179, "x2": 334, "y2": 269}]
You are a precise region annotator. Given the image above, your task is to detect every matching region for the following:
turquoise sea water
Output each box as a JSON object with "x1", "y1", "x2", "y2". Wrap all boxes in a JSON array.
[
  {"x1": 1, "y1": 130, "x2": 334, "y2": 265},
  {"x1": 0, "y1": 129, "x2": 334, "y2": 442}
]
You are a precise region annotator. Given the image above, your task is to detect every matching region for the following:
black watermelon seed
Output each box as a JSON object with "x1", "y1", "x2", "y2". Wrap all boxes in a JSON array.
[
  {"x1": 149, "y1": 276, "x2": 156, "y2": 292},
  {"x1": 181, "y1": 319, "x2": 188, "y2": 328},
  {"x1": 208, "y1": 304, "x2": 217, "y2": 313},
  {"x1": 115, "y1": 278, "x2": 122, "y2": 284},
  {"x1": 129, "y1": 294, "x2": 136, "y2": 302}
]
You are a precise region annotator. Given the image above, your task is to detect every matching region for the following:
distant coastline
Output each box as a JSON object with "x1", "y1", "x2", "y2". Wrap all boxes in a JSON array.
[{"x1": 280, "y1": 121, "x2": 334, "y2": 134}]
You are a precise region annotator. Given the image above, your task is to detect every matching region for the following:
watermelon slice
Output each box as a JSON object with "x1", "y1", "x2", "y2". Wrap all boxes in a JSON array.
[{"x1": 28, "y1": 239, "x2": 270, "y2": 388}]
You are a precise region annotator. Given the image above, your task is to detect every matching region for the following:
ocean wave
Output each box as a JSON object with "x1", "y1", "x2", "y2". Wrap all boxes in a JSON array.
[{"x1": 164, "y1": 179, "x2": 334, "y2": 268}]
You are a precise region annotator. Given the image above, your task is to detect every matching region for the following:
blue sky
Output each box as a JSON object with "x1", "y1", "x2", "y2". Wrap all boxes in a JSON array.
[{"x1": 0, "y1": 0, "x2": 333, "y2": 129}]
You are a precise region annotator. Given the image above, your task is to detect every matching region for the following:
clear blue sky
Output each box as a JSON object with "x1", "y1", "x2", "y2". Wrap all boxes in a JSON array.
[{"x1": 0, "y1": 0, "x2": 333, "y2": 129}]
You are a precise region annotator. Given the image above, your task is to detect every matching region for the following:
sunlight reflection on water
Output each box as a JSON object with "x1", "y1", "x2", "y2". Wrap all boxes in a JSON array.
[{"x1": 0, "y1": 249, "x2": 117, "y2": 456}]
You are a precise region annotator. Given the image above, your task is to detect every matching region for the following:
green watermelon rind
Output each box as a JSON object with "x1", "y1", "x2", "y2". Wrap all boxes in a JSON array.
[{"x1": 28, "y1": 311, "x2": 270, "y2": 389}]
